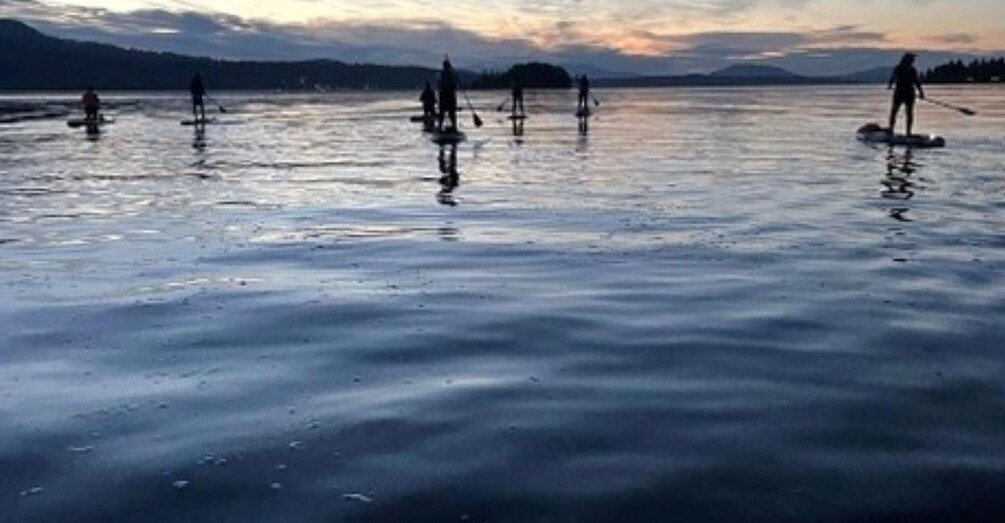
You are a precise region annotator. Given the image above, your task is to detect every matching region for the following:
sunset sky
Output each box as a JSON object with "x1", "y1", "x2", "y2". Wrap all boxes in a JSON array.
[{"x1": 3, "y1": 0, "x2": 1003, "y2": 74}]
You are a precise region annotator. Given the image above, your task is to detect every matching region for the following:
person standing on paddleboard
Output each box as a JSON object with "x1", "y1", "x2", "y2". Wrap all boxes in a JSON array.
[
  {"x1": 577, "y1": 75, "x2": 591, "y2": 113},
  {"x1": 189, "y1": 73, "x2": 207, "y2": 122},
  {"x1": 438, "y1": 58, "x2": 459, "y2": 133},
  {"x1": 888, "y1": 53, "x2": 925, "y2": 137},
  {"x1": 511, "y1": 77, "x2": 525, "y2": 118},
  {"x1": 82, "y1": 85, "x2": 100, "y2": 122},
  {"x1": 420, "y1": 82, "x2": 438, "y2": 121}
]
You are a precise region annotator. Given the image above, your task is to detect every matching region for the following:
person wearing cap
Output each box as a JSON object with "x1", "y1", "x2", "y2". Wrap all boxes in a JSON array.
[
  {"x1": 438, "y1": 58, "x2": 460, "y2": 133},
  {"x1": 189, "y1": 73, "x2": 207, "y2": 121},
  {"x1": 888, "y1": 52, "x2": 925, "y2": 137}
]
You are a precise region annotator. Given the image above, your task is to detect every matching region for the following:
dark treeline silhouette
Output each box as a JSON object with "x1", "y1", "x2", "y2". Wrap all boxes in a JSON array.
[
  {"x1": 470, "y1": 63, "x2": 572, "y2": 90},
  {"x1": 923, "y1": 58, "x2": 1005, "y2": 84},
  {"x1": 0, "y1": 20, "x2": 451, "y2": 90}
]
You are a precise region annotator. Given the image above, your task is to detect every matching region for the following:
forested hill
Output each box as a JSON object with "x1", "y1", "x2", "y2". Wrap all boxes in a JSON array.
[
  {"x1": 923, "y1": 58, "x2": 1005, "y2": 84},
  {"x1": 0, "y1": 19, "x2": 443, "y2": 91},
  {"x1": 471, "y1": 63, "x2": 573, "y2": 89}
]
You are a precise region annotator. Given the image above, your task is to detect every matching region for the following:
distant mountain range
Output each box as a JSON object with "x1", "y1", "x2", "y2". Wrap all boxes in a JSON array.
[
  {"x1": 709, "y1": 64, "x2": 802, "y2": 79},
  {"x1": 595, "y1": 64, "x2": 894, "y2": 88},
  {"x1": 0, "y1": 19, "x2": 931, "y2": 91},
  {"x1": 832, "y1": 67, "x2": 895, "y2": 84},
  {"x1": 0, "y1": 19, "x2": 445, "y2": 91}
]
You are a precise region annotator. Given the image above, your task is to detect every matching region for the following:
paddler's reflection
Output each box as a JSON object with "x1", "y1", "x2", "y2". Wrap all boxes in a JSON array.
[
  {"x1": 578, "y1": 114, "x2": 589, "y2": 136},
  {"x1": 437, "y1": 143, "x2": 460, "y2": 206},
  {"x1": 882, "y1": 147, "x2": 917, "y2": 222},
  {"x1": 511, "y1": 118, "x2": 524, "y2": 141},
  {"x1": 192, "y1": 125, "x2": 207, "y2": 152},
  {"x1": 85, "y1": 122, "x2": 101, "y2": 142},
  {"x1": 881, "y1": 147, "x2": 916, "y2": 200}
]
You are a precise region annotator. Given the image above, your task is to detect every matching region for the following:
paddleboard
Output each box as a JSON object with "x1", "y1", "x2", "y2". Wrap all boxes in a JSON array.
[
  {"x1": 181, "y1": 118, "x2": 217, "y2": 126},
  {"x1": 410, "y1": 115, "x2": 435, "y2": 123},
  {"x1": 576, "y1": 108, "x2": 592, "y2": 118},
  {"x1": 430, "y1": 131, "x2": 466, "y2": 145},
  {"x1": 68, "y1": 116, "x2": 112, "y2": 128},
  {"x1": 508, "y1": 115, "x2": 528, "y2": 121},
  {"x1": 857, "y1": 123, "x2": 945, "y2": 148}
]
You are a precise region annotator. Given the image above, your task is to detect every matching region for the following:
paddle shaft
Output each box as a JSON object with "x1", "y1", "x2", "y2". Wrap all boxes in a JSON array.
[
  {"x1": 923, "y1": 97, "x2": 976, "y2": 116},
  {"x1": 206, "y1": 95, "x2": 227, "y2": 113},
  {"x1": 462, "y1": 91, "x2": 483, "y2": 128}
]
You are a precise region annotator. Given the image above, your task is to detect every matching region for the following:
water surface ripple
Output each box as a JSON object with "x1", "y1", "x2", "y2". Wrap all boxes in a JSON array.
[{"x1": 2, "y1": 87, "x2": 1005, "y2": 522}]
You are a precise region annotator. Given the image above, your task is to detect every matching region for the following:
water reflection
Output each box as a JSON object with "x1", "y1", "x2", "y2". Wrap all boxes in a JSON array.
[
  {"x1": 437, "y1": 143, "x2": 460, "y2": 207},
  {"x1": 437, "y1": 226, "x2": 460, "y2": 242},
  {"x1": 881, "y1": 147, "x2": 918, "y2": 222},
  {"x1": 4, "y1": 89, "x2": 1005, "y2": 523},
  {"x1": 84, "y1": 123, "x2": 102, "y2": 142},
  {"x1": 511, "y1": 117, "x2": 525, "y2": 144},
  {"x1": 578, "y1": 114, "x2": 590, "y2": 136},
  {"x1": 192, "y1": 125, "x2": 207, "y2": 152}
]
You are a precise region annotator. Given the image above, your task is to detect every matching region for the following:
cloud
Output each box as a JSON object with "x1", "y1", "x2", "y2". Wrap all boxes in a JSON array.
[
  {"x1": 929, "y1": 33, "x2": 979, "y2": 45},
  {"x1": 0, "y1": 0, "x2": 998, "y2": 76}
]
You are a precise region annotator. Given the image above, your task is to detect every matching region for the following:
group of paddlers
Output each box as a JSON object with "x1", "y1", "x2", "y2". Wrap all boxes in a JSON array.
[
  {"x1": 75, "y1": 54, "x2": 926, "y2": 137},
  {"x1": 419, "y1": 57, "x2": 595, "y2": 131},
  {"x1": 77, "y1": 73, "x2": 210, "y2": 124},
  {"x1": 419, "y1": 58, "x2": 461, "y2": 132}
]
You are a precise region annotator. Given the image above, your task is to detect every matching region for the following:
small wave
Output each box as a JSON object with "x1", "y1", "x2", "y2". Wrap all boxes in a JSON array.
[
  {"x1": 0, "y1": 187, "x2": 68, "y2": 197},
  {"x1": 0, "y1": 101, "x2": 74, "y2": 124},
  {"x1": 216, "y1": 200, "x2": 267, "y2": 207},
  {"x1": 183, "y1": 172, "x2": 220, "y2": 180},
  {"x1": 223, "y1": 160, "x2": 394, "y2": 170},
  {"x1": 0, "y1": 110, "x2": 70, "y2": 124}
]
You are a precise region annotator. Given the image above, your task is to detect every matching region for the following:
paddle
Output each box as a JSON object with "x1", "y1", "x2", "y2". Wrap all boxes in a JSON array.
[
  {"x1": 206, "y1": 95, "x2": 228, "y2": 114},
  {"x1": 496, "y1": 97, "x2": 510, "y2": 112},
  {"x1": 591, "y1": 94, "x2": 601, "y2": 107},
  {"x1": 462, "y1": 91, "x2": 483, "y2": 128},
  {"x1": 923, "y1": 97, "x2": 976, "y2": 116}
]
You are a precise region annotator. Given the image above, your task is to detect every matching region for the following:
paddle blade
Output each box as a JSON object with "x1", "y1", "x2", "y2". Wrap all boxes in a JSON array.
[
  {"x1": 960, "y1": 108, "x2": 977, "y2": 116},
  {"x1": 473, "y1": 113, "x2": 483, "y2": 128}
]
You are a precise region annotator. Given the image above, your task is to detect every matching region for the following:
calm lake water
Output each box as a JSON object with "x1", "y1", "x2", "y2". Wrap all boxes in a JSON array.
[{"x1": 2, "y1": 86, "x2": 1005, "y2": 522}]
